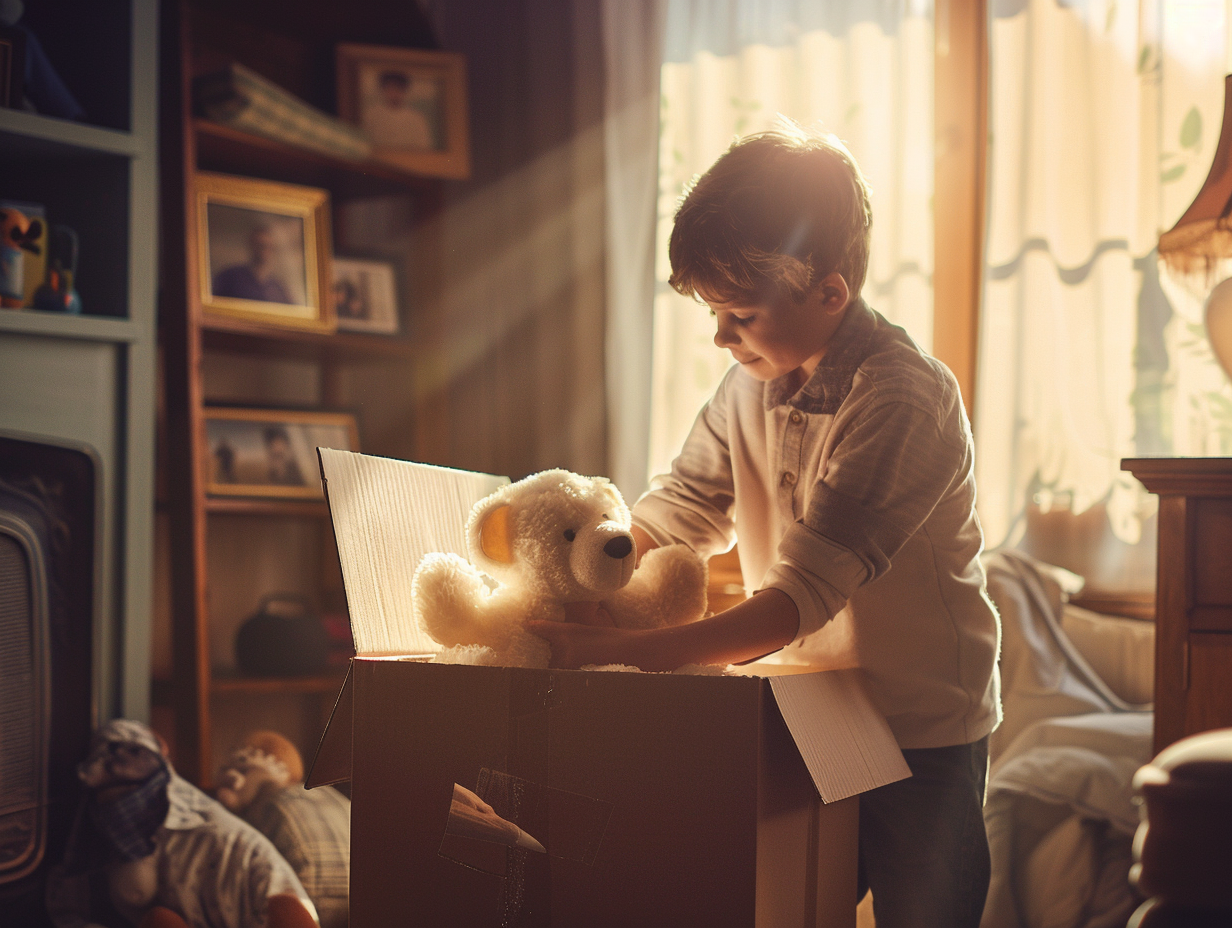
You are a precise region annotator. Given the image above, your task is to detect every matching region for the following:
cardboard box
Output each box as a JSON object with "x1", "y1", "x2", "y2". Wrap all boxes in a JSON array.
[
  {"x1": 310, "y1": 451, "x2": 910, "y2": 926},
  {"x1": 311, "y1": 659, "x2": 907, "y2": 927}
]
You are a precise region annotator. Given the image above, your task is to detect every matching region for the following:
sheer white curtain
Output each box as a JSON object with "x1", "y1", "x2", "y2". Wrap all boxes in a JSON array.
[
  {"x1": 644, "y1": 0, "x2": 937, "y2": 482},
  {"x1": 976, "y1": 0, "x2": 1232, "y2": 552}
]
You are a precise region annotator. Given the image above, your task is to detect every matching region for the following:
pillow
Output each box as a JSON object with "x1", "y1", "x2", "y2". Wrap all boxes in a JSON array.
[{"x1": 1059, "y1": 604, "x2": 1154, "y2": 705}]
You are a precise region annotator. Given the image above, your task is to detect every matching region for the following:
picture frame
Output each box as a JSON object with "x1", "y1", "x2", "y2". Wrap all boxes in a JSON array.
[
  {"x1": 204, "y1": 408, "x2": 359, "y2": 499},
  {"x1": 332, "y1": 256, "x2": 401, "y2": 334},
  {"x1": 195, "y1": 172, "x2": 334, "y2": 332},
  {"x1": 336, "y1": 43, "x2": 470, "y2": 180}
]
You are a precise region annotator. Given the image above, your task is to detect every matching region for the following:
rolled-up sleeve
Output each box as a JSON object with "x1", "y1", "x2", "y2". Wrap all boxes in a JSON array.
[
  {"x1": 632, "y1": 373, "x2": 738, "y2": 558},
  {"x1": 765, "y1": 397, "x2": 967, "y2": 643}
]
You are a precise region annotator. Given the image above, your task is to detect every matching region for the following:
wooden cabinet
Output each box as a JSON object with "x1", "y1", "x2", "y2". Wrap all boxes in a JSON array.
[
  {"x1": 0, "y1": 0, "x2": 158, "y2": 724},
  {"x1": 1121, "y1": 457, "x2": 1232, "y2": 754},
  {"x1": 157, "y1": 0, "x2": 449, "y2": 785}
]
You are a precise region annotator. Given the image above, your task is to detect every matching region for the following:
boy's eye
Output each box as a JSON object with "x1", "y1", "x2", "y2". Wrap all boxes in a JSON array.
[
  {"x1": 734, "y1": 315, "x2": 754, "y2": 326},
  {"x1": 563, "y1": 529, "x2": 576, "y2": 542}
]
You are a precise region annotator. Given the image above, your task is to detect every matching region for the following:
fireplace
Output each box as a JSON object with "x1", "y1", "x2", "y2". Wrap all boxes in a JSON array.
[{"x1": 0, "y1": 434, "x2": 96, "y2": 925}]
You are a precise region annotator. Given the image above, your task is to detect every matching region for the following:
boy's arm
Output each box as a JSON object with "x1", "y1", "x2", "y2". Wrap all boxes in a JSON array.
[{"x1": 528, "y1": 588, "x2": 799, "y2": 671}]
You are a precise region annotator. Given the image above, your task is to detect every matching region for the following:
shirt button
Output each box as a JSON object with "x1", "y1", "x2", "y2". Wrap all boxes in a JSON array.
[
  {"x1": 789, "y1": 410, "x2": 803, "y2": 424},
  {"x1": 781, "y1": 471, "x2": 797, "y2": 487}
]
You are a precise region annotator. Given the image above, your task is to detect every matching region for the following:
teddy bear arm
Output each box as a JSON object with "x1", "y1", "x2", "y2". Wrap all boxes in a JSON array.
[
  {"x1": 603, "y1": 544, "x2": 708, "y2": 630},
  {"x1": 413, "y1": 554, "x2": 522, "y2": 651}
]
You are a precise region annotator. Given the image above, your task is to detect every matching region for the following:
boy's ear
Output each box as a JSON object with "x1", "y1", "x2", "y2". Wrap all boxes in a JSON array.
[{"x1": 817, "y1": 272, "x2": 850, "y2": 313}]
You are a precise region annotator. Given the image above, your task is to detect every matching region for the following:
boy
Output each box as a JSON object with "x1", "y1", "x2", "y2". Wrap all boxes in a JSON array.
[{"x1": 531, "y1": 125, "x2": 1000, "y2": 928}]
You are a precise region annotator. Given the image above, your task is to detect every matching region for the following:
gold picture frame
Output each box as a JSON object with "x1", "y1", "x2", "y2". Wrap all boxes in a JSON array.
[
  {"x1": 204, "y1": 407, "x2": 359, "y2": 499},
  {"x1": 195, "y1": 172, "x2": 334, "y2": 332},
  {"x1": 336, "y1": 43, "x2": 471, "y2": 180}
]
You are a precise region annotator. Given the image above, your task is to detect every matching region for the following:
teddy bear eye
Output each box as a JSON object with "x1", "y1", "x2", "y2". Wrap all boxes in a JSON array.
[
  {"x1": 602, "y1": 513, "x2": 609, "y2": 520},
  {"x1": 563, "y1": 529, "x2": 576, "y2": 542}
]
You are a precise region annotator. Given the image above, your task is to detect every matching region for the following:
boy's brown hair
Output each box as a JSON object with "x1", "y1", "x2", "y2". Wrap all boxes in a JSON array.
[{"x1": 668, "y1": 123, "x2": 872, "y2": 305}]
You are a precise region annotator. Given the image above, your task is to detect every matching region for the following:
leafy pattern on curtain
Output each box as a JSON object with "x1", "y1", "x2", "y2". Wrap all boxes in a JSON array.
[
  {"x1": 649, "y1": 4, "x2": 935, "y2": 478},
  {"x1": 976, "y1": 0, "x2": 1232, "y2": 550}
]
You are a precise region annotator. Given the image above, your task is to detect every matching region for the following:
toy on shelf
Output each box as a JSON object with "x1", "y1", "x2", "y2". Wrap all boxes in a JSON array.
[
  {"x1": 0, "y1": 0, "x2": 84, "y2": 119},
  {"x1": 412, "y1": 468, "x2": 709, "y2": 669},
  {"x1": 32, "y1": 224, "x2": 80, "y2": 313},
  {"x1": 0, "y1": 203, "x2": 43, "y2": 307}
]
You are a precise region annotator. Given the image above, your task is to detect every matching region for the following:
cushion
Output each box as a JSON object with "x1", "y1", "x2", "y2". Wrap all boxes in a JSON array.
[{"x1": 1059, "y1": 604, "x2": 1154, "y2": 706}]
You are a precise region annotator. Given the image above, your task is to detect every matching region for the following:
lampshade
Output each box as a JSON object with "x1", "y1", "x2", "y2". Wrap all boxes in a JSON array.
[
  {"x1": 1159, "y1": 75, "x2": 1232, "y2": 279},
  {"x1": 1158, "y1": 74, "x2": 1232, "y2": 381}
]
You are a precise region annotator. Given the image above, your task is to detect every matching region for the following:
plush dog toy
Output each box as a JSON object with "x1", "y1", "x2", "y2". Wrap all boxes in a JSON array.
[
  {"x1": 412, "y1": 469, "x2": 708, "y2": 668},
  {"x1": 46, "y1": 719, "x2": 318, "y2": 928}
]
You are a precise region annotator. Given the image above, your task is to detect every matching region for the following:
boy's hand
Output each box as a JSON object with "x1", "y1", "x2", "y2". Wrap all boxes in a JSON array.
[
  {"x1": 561, "y1": 600, "x2": 616, "y2": 627},
  {"x1": 530, "y1": 589, "x2": 801, "y2": 672},
  {"x1": 527, "y1": 621, "x2": 659, "y2": 671}
]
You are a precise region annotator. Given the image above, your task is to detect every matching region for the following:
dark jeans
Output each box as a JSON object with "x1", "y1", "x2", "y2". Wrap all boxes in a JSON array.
[{"x1": 857, "y1": 736, "x2": 991, "y2": 928}]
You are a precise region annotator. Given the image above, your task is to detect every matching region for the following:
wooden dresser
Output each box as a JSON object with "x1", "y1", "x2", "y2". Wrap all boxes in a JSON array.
[{"x1": 1122, "y1": 457, "x2": 1232, "y2": 754}]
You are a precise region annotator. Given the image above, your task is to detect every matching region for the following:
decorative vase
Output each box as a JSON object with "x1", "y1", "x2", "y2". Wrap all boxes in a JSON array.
[{"x1": 1207, "y1": 276, "x2": 1232, "y2": 383}]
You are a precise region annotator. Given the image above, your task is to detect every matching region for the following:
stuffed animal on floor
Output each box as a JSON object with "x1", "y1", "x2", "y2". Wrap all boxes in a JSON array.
[
  {"x1": 412, "y1": 468, "x2": 708, "y2": 668},
  {"x1": 45, "y1": 719, "x2": 319, "y2": 928},
  {"x1": 216, "y1": 731, "x2": 350, "y2": 928}
]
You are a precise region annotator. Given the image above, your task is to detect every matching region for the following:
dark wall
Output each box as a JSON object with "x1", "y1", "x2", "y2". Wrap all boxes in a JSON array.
[{"x1": 428, "y1": 0, "x2": 609, "y2": 480}]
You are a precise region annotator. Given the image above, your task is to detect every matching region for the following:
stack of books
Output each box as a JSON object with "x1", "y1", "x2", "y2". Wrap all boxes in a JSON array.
[{"x1": 195, "y1": 62, "x2": 372, "y2": 162}]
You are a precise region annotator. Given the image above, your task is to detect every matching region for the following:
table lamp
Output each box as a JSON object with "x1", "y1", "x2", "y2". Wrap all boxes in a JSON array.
[{"x1": 1158, "y1": 74, "x2": 1232, "y2": 382}]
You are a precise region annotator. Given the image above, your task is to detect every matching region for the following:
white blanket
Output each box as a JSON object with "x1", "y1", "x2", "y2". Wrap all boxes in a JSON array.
[{"x1": 980, "y1": 551, "x2": 1153, "y2": 928}]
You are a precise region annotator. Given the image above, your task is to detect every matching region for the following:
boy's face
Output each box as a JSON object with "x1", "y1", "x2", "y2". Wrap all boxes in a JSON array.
[{"x1": 704, "y1": 273, "x2": 851, "y2": 385}]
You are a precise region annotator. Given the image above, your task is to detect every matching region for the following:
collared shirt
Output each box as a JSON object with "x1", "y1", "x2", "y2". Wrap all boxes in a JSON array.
[
  {"x1": 153, "y1": 775, "x2": 318, "y2": 927},
  {"x1": 632, "y1": 299, "x2": 1001, "y2": 749},
  {"x1": 244, "y1": 785, "x2": 350, "y2": 928}
]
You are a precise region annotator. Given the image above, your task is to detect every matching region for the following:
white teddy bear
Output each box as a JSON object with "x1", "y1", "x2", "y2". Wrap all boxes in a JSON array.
[{"x1": 412, "y1": 469, "x2": 708, "y2": 668}]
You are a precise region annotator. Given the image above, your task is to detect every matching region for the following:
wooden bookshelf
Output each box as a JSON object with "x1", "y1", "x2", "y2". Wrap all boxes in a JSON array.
[{"x1": 158, "y1": 0, "x2": 444, "y2": 786}]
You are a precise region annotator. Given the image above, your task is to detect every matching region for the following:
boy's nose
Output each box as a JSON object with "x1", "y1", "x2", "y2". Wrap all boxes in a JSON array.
[{"x1": 714, "y1": 320, "x2": 740, "y2": 349}]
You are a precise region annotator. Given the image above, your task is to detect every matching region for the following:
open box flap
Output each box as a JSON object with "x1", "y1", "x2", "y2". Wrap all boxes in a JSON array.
[
  {"x1": 768, "y1": 669, "x2": 911, "y2": 802},
  {"x1": 316, "y1": 448, "x2": 507, "y2": 658},
  {"x1": 306, "y1": 662, "x2": 354, "y2": 788}
]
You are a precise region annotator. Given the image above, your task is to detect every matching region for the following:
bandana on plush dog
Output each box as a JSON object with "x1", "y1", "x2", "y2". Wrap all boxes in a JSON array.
[
  {"x1": 88, "y1": 765, "x2": 170, "y2": 860},
  {"x1": 72, "y1": 718, "x2": 172, "y2": 865}
]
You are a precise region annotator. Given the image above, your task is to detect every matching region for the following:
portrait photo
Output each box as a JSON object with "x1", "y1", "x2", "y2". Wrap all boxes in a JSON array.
[
  {"x1": 358, "y1": 65, "x2": 442, "y2": 152},
  {"x1": 336, "y1": 44, "x2": 470, "y2": 180},
  {"x1": 195, "y1": 173, "x2": 335, "y2": 332},
  {"x1": 207, "y1": 202, "x2": 306, "y2": 306},
  {"x1": 332, "y1": 256, "x2": 400, "y2": 334},
  {"x1": 205, "y1": 408, "x2": 359, "y2": 499}
]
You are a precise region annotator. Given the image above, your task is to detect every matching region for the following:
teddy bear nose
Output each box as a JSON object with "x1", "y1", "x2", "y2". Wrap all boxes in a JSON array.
[{"x1": 604, "y1": 536, "x2": 633, "y2": 560}]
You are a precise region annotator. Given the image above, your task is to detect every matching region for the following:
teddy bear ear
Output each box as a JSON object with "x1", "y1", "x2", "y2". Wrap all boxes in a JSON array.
[{"x1": 478, "y1": 504, "x2": 515, "y2": 564}]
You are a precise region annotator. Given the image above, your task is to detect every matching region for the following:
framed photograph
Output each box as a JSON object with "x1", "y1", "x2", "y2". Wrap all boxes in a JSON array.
[
  {"x1": 336, "y1": 43, "x2": 470, "y2": 180},
  {"x1": 332, "y1": 256, "x2": 400, "y2": 334},
  {"x1": 205, "y1": 408, "x2": 359, "y2": 499},
  {"x1": 195, "y1": 172, "x2": 334, "y2": 332}
]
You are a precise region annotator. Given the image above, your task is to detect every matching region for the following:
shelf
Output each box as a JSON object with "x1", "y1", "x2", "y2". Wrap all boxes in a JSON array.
[
  {"x1": 210, "y1": 671, "x2": 350, "y2": 695},
  {"x1": 0, "y1": 108, "x2": 145, "y2": 158},
  {"x1": 206, "y1": 496, "x2": 330, "y2": 517},
  {"x1": 0, "y1": 309, "x2": 142, "y2": 343},
  {"x1": 201, "y1": 313, "x2": 422, "y2": 362},
  {"x1": 194, "y1": 119, "x2": 438, "y2": 197}
]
